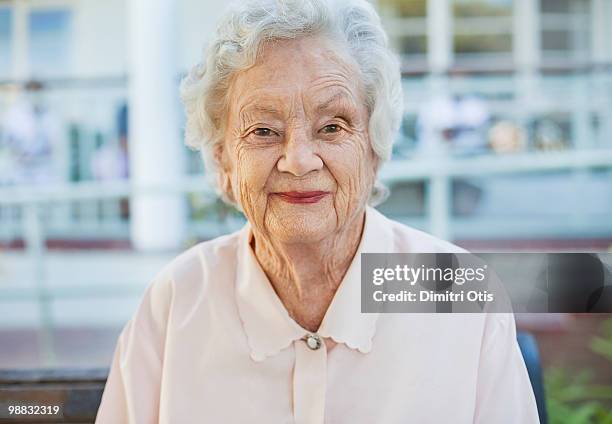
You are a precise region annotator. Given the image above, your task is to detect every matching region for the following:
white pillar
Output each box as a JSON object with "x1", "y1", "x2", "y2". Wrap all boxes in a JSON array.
[
  {"x1": 427, "y1": 0, "x2": 452, "y2": 74},
  {"x1": 128, "y1": 0, "x2": 186, "y2": 251},
  {"x1": 592, "y1": 0, "x2": 612, "y2": 65},
  {"x1": 513, "y1": 0, "x2": 540, "y2": 72},
  {"x1": 512, "y1": 0, "x2": 540, "y2": 134},
  {"x1": 591, "y1": 0, "x2": 612, "y2": 148},
  {"x1": 426, "y1": 0, "x2": 452, "y2": 240},
  {"x1": 429, "y1": 172, "x2": 451, "y2": 241}
]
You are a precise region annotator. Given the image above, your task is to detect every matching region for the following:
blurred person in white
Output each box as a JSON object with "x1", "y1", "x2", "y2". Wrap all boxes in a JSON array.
[
  {"x1": 91, "y1": 105, "x2": 129, "y2": 181},
  {"x1": 96, "y1": 0, "x2": 539, "y2": 422},
  {"x1": 416, "y1": 92, "x2": 490, "y2": 156},
  {"x1": 91, "y1": 138, "x2": 128, "y2": 181},
  {"x1": 415, "y1": 90, "x2": 456, "y2": 156},
  {"x1": 0, "y1": 81, "x2": 61, "y2": 185},
  {"x1": 452, "y1": 94, "x2": 490, "y2": 154}
]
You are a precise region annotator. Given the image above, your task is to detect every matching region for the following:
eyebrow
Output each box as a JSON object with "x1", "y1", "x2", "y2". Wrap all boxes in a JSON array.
[
  {"x1": 241, "y1": 104, "x2": 282, "y2": 115},
  {"x1": 237, "y1": 94, "x2": 285, "y2": 118},
  {"x1": 314, "y1": 91, "x2": 356, "y2": 114}
]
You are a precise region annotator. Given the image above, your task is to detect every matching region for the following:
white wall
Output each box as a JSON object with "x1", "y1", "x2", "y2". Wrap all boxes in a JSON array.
[
  {"x1": 177, "y1": 0, "x2": 227, "y2": 71},
  {"x1": 70, "y1": 0, "x2": 226, "y2": 78},
  {"x1": 72, "y1": 0, "x2": 127, "y2": 78}
]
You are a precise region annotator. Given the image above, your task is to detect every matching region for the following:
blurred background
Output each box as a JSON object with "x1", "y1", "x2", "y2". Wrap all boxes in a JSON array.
[{"x1": 0, "y1": 0, "x2": 611, "y2": 420}]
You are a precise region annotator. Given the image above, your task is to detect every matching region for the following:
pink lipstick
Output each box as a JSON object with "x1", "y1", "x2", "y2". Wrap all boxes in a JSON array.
[{"x1": 273, "y1": 191, "x2": 329, "y2": 204}]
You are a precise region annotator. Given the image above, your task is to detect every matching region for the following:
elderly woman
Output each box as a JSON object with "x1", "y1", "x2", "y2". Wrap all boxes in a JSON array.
[{"x1": 96, "y1": 0, "x2": 538, "y2": 423}]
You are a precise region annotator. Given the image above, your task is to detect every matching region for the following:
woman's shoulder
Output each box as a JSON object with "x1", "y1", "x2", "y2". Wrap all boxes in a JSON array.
[
  {"x1": 172, "y1": 229, "x2": 243, "y2": 277},
  {"x1": 145, "y1": 228, "x2": 244, "y2": 303},
  {"x1": 112, "y1": 229, "x2": 245, "y2": 355}
]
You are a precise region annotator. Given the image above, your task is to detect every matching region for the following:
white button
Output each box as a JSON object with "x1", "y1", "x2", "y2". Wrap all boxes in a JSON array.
[{"x1": 304, "y1": 333, "x2": 322, "y2": 350}]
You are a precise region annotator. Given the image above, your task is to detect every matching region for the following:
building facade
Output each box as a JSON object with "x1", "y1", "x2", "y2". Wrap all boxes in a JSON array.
[{"x1": 1, "y1": 0, "x2": 612, "y2": 249}]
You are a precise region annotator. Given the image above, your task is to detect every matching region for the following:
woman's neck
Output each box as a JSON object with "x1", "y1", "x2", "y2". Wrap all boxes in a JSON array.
[{"x1": 252, "y1": 210, "x2": 365, "y2": 332}]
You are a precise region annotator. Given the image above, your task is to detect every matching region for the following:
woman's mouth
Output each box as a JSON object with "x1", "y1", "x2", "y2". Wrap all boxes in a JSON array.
[{"x1": 273, "y1": 191, "x2": 330, "y2": 204}]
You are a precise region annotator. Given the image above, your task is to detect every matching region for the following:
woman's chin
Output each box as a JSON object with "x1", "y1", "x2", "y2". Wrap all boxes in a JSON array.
[{"x1": 265, "y1": 209, "x2": 337, "y2": 244}]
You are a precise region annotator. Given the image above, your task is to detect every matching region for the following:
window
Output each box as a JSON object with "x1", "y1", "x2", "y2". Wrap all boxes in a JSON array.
[
  {"x1": 540, "y1": 0, "x2": 591, "y2": 65},
  {"x1": 28, "y1": 9, "x2": 72, "y2": 78},
  {"x1": 378, "y1": 0, "x2": 428, "y2": 68},
  {"x1": 0, "y1": 7, "x2": 11, "y2": 78},
  {"x1": 453, "y1": 0, "x2": 513, "y2": 67}
]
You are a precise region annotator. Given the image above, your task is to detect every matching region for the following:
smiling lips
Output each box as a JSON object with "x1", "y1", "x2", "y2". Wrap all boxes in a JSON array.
[{"x1": 273, "y1": 191, "x2": 330, "y2": 204}]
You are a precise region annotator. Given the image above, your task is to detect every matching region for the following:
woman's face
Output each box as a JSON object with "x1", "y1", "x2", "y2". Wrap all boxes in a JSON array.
[{"x1": 220, "y1": 36, "x2": 377, "y2": 243}]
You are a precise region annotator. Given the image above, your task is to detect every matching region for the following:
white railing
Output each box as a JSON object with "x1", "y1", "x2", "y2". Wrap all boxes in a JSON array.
[
  {"x1": 2, "y1": 149, "x2": 612, "y2": 365},
  {"x1": 2, "y1": 148, "x2": 612, "y2": 242}
]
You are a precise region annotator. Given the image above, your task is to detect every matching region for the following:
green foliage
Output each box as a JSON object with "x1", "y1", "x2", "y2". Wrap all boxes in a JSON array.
[
  {"x1": 378, "y1": 0, "x2": 427, "y2": 17},
  {"x1": 454, "y1": 34, "x2": 512, "y2": 54},
  {"x1": 189, "y1": 194, "x2": 241, "y2": 221},
  {"x1": 453, "y1": 1, "x2": 513, "y2": 18},
  {"x1": 590, "y1": 319, "x2": 612, "y2": 363},
  {"x1": 184, "y1": 194, "x2": 244, "y2": 248},
  {"x1": 378, "y1": 0, "x2": 512, "y2": 18},
  {"x1": 545, "y1": 318, "x2": 612, "y2": 424}
]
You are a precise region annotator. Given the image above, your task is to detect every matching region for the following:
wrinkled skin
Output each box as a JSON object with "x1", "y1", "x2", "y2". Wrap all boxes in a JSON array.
[{"x1": 218, "y1": 36, "x2": 377, "y2": 331}]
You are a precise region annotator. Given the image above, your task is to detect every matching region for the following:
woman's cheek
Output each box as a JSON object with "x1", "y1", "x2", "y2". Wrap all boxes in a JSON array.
[
  {"x1": 234, "y1": 146, "x2": 277, "y2": 226},
  {"x1": 325, "y1": 138, "x2": 371, "y2": 222}
]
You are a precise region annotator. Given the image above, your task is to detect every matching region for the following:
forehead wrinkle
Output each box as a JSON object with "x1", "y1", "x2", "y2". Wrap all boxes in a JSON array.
[
  {"x1": 308, "y1": 72, "x2": 353, "y2": 90},
  {"x1": 238, "y1": 94, "x2": 286, "y2": 119},
  {"x1": 307, "y1": 71, "x2": 361, "y2": 103},
  {"x1": 310, "y1": 88, "x2": 359, "y2": 116},
  {"x1": 234, "y1": 74, "x2": 361, "y2": 131}
]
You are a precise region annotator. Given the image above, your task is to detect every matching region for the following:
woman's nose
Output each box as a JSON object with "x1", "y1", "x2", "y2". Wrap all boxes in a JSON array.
[{"x1": 277, "y1": 128, "x2": 323, "y2": 177}]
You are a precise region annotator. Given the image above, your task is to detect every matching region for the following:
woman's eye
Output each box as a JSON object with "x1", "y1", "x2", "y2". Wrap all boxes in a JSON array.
[
  {"x1": 252, "y1": 128, "x2": 275, "y2": 137},
  {"x1": 321, "y1": 124, "x2": 342, "y2": 134}
]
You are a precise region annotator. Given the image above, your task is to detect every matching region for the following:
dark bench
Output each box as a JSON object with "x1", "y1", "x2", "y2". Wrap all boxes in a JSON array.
[{"x1": 0, "y1": 368, "x2": 107, "y2": 423}]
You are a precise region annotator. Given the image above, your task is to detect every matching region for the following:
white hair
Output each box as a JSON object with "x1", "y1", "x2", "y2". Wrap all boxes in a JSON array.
[{"x1": 180, "y1": 0, "x2": 403, "y2": 205}]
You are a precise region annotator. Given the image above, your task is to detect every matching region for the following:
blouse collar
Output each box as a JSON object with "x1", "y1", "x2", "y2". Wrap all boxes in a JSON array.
[{"x1": 235, "y1": 206, "x2": 393, "y2": 362}]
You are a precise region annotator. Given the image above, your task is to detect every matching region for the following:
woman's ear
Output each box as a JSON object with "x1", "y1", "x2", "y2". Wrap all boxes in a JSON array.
[{"x1": 368, "y1": 142, "x2": 381, "y2": 179}]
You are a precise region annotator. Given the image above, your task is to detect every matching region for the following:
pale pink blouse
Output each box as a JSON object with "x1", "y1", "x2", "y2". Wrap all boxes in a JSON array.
[{"x1": 96, "y1": 207, "x2": 539, "y2": 423}]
